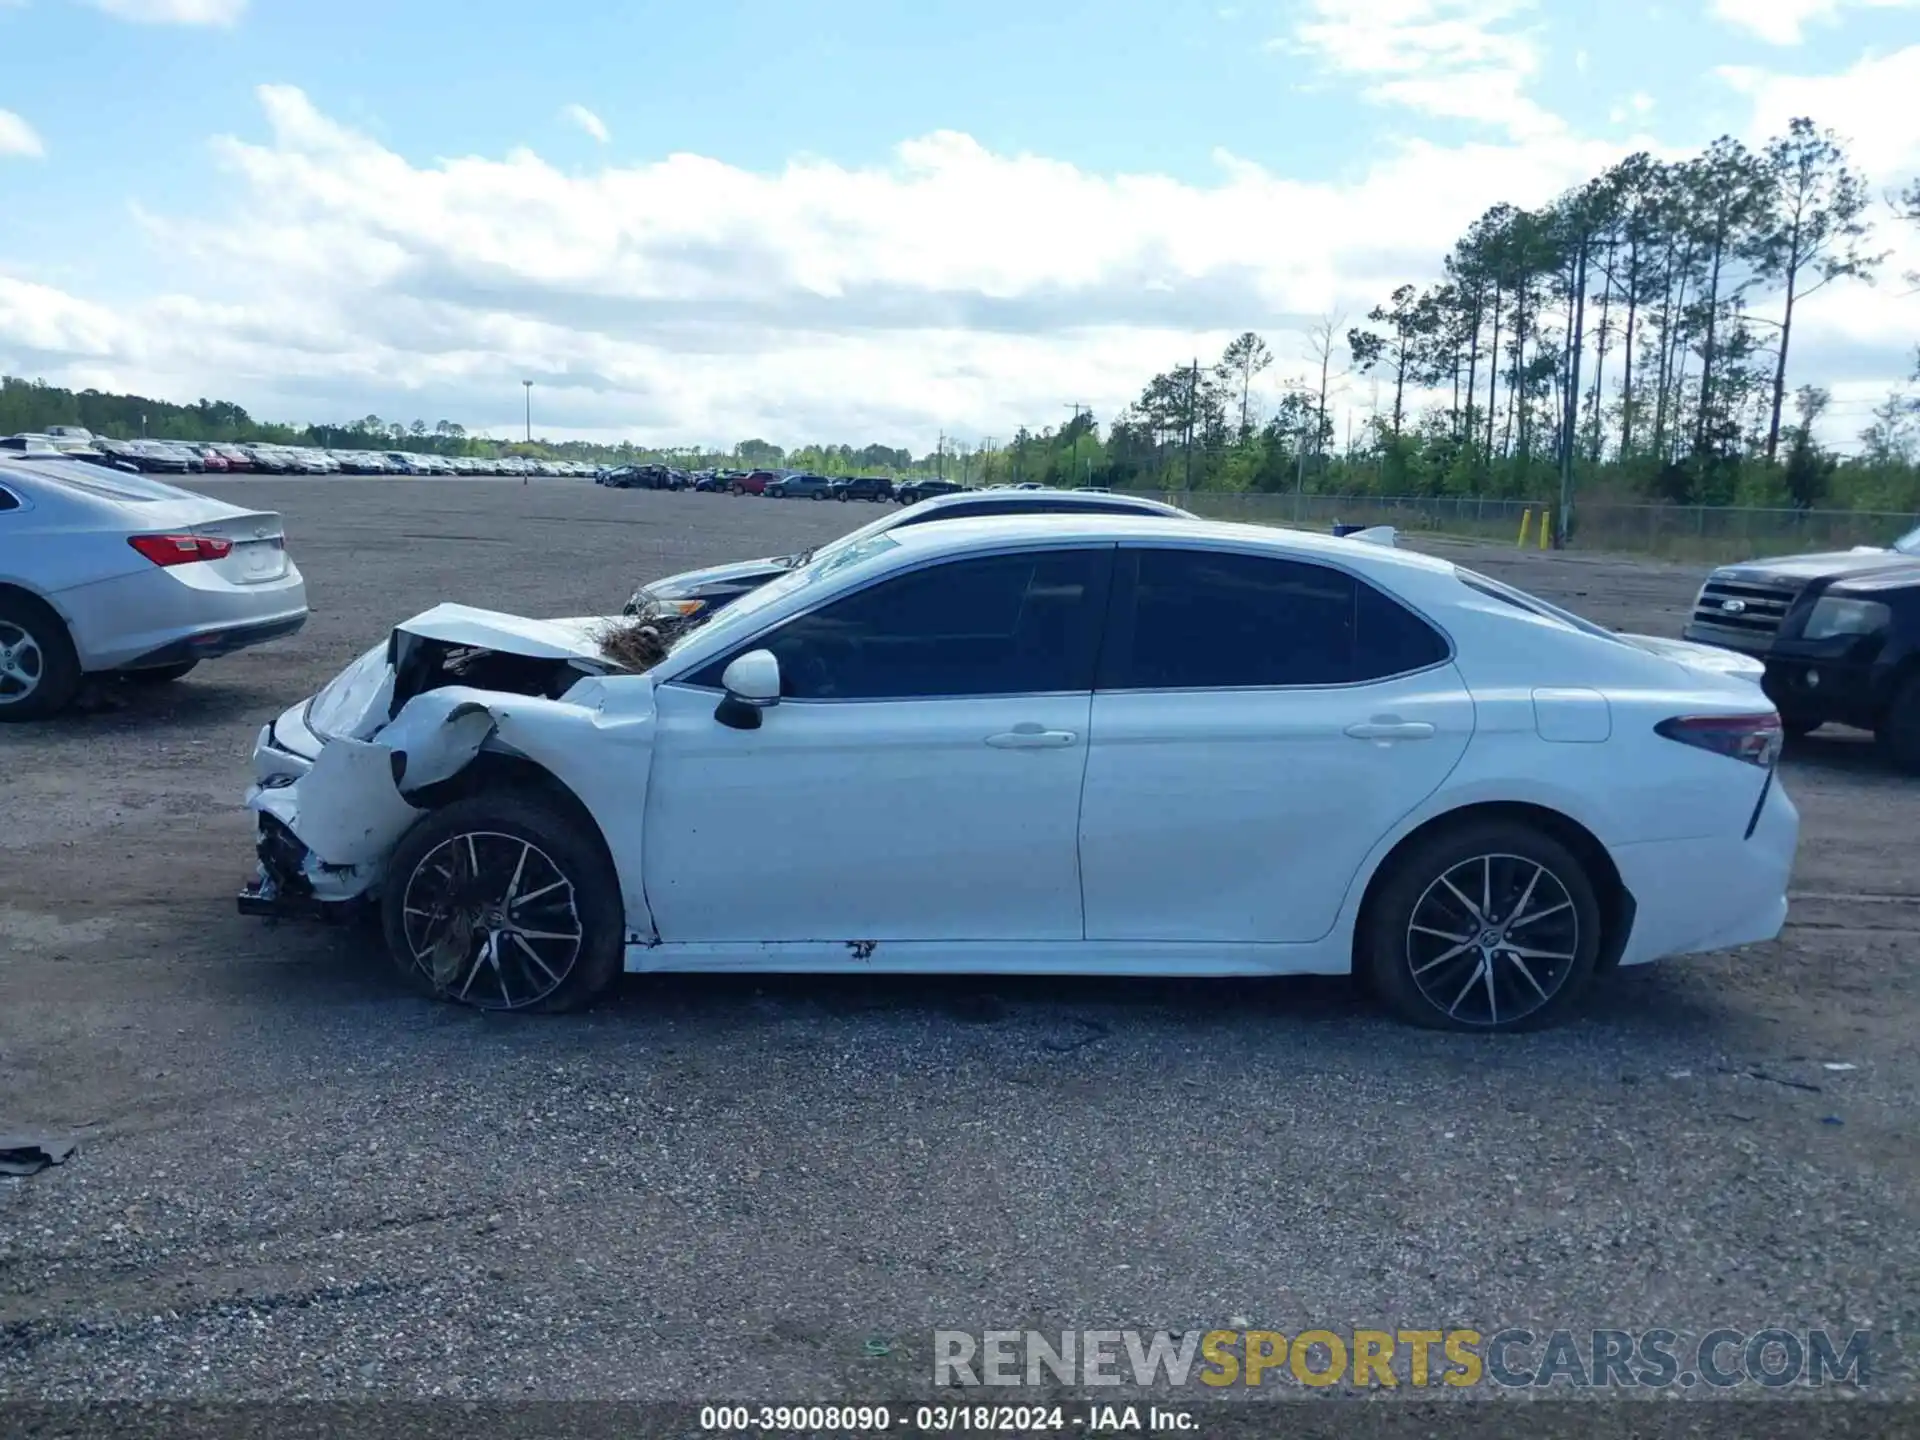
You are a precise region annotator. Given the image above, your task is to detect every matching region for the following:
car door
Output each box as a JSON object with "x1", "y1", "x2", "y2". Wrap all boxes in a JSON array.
[
  {"x1": 643, "y1": 545, "x2": 1115, "y2": 945},
  {"x1": 1078, "y1": 545, "x2": 1473, "y2": 944}
]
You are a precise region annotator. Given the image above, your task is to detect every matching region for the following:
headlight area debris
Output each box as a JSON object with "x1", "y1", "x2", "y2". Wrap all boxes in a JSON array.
[{"x1": 591, "y1": 611, "x2": 699, "y2": 673}]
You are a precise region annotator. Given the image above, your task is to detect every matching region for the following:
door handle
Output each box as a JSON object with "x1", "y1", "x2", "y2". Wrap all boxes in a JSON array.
[
  {"x1": 985, "y1": 725, "x2": 1078, "y2": 749},
  {"x1": 1344, "y1": 719, "x2": 1435, "y2": 742}
]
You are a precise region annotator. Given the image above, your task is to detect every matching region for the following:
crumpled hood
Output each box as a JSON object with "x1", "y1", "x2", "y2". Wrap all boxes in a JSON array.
[{"x1": 395, "y1": 603, "x2": 614, "y2": 662}]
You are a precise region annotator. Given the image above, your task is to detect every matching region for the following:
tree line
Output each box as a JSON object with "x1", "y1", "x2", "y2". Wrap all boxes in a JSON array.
[{"x1": 1069, "y1": 119, "x2": 1920, "y2": 521}]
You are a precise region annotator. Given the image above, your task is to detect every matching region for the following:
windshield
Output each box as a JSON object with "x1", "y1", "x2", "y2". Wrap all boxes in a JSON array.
[
  {"x1": 1895, "y1": 525, "x2": 1919, "y2": 556},
  {"x1": 668, "y1": 533, "x2": 903, "y2": 659}
]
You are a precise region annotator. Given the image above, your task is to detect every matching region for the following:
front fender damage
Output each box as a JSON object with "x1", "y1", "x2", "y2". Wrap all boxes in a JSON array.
[
  {"x1": 247, "y1": 690, "x2": 503, "y2": 904},
  {"x1": 243, "y1": 682, "x2": 655, "y2": 942}
]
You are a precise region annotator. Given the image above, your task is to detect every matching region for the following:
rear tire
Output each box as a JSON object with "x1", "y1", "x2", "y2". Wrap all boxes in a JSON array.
[
  {"x1": 0, "y1": 593, "x2": 83, "y2": 723},
  {"x1": 380, "y1": 791, "x2": 625, "y2": 1013},
  {"x1": 1359, "y1": 820, "x2": 1603, "y2": 1033},
  {"x1": 123, "y1": 661, "x2": 199, "y2": 685},
  {"x1": 1876, "y1": 677, "x2": 1920, "y2": 775}
]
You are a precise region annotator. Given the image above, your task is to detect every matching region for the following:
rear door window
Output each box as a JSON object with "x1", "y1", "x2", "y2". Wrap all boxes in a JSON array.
[{"x1": 1100, "y1": 548, "x2": 1449, "y2": 690}]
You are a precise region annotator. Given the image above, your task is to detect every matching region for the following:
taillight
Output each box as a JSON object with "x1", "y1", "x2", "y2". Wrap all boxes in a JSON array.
[
  {"x1": 1656, "y1": 713, "x2": 1783, "y2": 768},
  {"x1": 128, "y1": 533, "x2": 234, "y2": 567}
]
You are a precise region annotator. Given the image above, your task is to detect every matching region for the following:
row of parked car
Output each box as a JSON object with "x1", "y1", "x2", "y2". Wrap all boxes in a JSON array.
[
  {"x1": 596, "y1": 463, "x2": 1005, "y2": 506},
  {"x1": 4, "y1": 428, "x2": 600, "y2": 478}
]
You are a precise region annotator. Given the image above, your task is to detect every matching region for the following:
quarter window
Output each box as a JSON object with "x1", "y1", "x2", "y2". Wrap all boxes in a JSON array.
[
  {"x1": 1101, "y1": 548, "x2": 1448, "y2": 690},
  {"x1": 688, "y1": 549, "x2": 1111, "y2": 700}
]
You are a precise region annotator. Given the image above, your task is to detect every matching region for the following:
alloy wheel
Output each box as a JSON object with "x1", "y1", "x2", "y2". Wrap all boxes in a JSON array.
[
  {"x1": 1405, "y1": 852, "x2": 1579, "y2": 1028},
  {"x1": 399, "y1": 831, "x2": 584, "y2": 1010},
  {"x1": 0, "y1": 621, "x2": 45, "y2": 706}
]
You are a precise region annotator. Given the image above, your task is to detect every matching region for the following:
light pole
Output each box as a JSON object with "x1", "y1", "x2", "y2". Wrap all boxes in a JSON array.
[{"x1": 522, "y1": 380, "x2": 532, "y2": 444}]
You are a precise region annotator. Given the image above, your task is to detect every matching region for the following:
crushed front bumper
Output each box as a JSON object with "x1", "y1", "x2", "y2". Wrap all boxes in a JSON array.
[{"x1": 236, "y1": 810, "x2": 369, "y2": 922}]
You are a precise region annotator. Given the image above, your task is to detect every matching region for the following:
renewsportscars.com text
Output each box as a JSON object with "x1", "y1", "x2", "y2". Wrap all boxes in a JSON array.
[{"x1": 933, "y1": 1327, "x2": 1871, "y2": 1390}]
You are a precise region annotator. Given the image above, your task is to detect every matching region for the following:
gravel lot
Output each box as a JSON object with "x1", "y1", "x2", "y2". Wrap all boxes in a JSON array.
[{"x1": 1, "y1": 479, "x2": 1915, "y2": 1403}]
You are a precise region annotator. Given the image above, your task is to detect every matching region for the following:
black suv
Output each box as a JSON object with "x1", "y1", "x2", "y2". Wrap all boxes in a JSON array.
[
  {"x1": 829, "y1": 475, "x2": 894, "y2": 502},
  {"x1": 1684, "y1": 523, "x2": 1920, "y2": 769},
  {"x1": 894, "y1": 477, "x2": 965, "y2": 505},
  {"x1": 764, "y1": 473, "x2": 836, "y2": 499}
]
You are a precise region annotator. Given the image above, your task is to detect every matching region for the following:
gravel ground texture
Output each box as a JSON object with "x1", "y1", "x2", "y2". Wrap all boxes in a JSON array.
[{"x1": 0, "y1": 478, "x2": 1914, "y2": 1405}]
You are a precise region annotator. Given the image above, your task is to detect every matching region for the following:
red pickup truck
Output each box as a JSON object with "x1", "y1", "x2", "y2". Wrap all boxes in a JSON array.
[{"x1": 730, "y1": 470, "x2": 779, "y2": 495}]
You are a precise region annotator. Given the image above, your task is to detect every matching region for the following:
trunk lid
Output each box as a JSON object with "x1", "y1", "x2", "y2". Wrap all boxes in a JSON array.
[{"x1": 189, "y1": 509, "x2": 291, "y2": 585}]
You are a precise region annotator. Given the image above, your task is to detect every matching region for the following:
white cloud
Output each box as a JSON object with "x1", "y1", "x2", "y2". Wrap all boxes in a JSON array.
[
  {"x1": 1287, "y1": 0, "x2": 1561, "y2": 141},
  {"x1": 1706, "y1": 0, "x2": 1920, "y2": 46},
  {"x1": 561, "y1": 103, "x2": 610, "y2": 145},
  {"x1": 1607, "y1": 91, "x2": 1656, "y2": 124},
  {"x1": 1718, "y1": 44, "x2": 1920, "y2": 177},
  {"x1": 0, "y1": 109, "x2": 44, "y2": 158},
  {"x1": 0, "y1": 83, "x2": 1910, "y2": 448}
]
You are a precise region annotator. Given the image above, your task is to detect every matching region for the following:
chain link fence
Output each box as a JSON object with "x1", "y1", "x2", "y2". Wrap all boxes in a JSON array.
[{"x1": 1120, "y1": 491, "x2": 1920, "y2": 562}]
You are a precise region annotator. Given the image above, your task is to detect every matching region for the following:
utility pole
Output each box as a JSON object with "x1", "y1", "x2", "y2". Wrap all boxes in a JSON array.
[
  {"x1": 936, "y1": 431, "x2": 945, "y2": 480},
  {"x1": 1064, "y1": 404, "x2": 1086, "y2": 488},
  {"x1": 522, "y1": 380, "x2": 532, "y2": 444},
  {"x1": 1182, "y1": 359, "x2": 1199, "y2": 495}
]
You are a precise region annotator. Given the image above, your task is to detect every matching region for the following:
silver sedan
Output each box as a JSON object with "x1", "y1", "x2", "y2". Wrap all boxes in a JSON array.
[{"x1": 0, "y1": 456, "x2": 308, "y2": 720}]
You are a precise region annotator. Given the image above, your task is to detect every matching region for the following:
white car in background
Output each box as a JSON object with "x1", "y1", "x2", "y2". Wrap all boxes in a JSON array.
[
  {"x1": 0, "y1": 456, "x2": 307, "y2": 720},
  {"x1": 239, "y1": 512, "x2": 1794, "y2": 1032}
]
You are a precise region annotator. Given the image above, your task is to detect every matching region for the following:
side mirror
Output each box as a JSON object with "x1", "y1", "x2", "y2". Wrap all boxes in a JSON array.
[{"x1": 715, "y1": 649, "x2": 780, "y2": 730}]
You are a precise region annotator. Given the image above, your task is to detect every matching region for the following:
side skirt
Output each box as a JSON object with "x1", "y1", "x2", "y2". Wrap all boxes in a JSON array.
[{"x1": 623, "y1": 938, "x2": 1353, "y2": 977}]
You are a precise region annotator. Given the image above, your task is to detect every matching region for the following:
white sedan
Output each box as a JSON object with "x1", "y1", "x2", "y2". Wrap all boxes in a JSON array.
[{"x1": 239, "y1": 513, "x2": 1797, "y2": 1031}]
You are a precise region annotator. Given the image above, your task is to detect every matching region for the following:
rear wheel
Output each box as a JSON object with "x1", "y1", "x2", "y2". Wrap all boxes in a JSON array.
[
  {"x1": 1359, "y1": 820, "x2": 1603, "y2": 1032},
  {"x1": 730, "y1": 483, "x2": 744, "y2": 495},
  {"x1": 380, "y1": 791, "x2": 625, "y2": 1013},
  {"x1": 0, "y1": 594, "x2": 82, "y2": 723},
  {"x1": 1876, "y1": 677, "x2": 1920, "y2": 775},
  {"x1": 123, "y1": 661, "x2": 198, "y2": 685}
]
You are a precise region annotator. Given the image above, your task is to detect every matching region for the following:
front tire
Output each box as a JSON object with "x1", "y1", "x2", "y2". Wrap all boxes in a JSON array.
[
  {"x1": 1876, "y1": 676, "x2": 1920, "y2": 775},
  {"x1": 1359, "y1": 820, "x2": 1603, "y2": 1032},
  {"x1": 380, "y1": 791, "x2": 625, "y2": 1013},
  {"x1": 0, "y1": 594, "x2": 83, "y2": 722}
]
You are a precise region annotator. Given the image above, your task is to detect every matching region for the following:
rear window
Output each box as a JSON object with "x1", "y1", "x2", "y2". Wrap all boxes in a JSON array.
[{"x1": 1458, "y1": 570, "x2": 1619, "y2": 640}]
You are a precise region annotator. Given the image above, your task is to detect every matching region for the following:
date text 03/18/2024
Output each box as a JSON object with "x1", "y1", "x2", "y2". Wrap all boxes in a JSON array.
[{"x1": 697, "y1": 1404, "x2": 1197, "y2": 1433}]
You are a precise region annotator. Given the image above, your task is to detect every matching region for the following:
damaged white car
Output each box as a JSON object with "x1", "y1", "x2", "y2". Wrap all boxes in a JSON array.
[{"x1": 242, "y1": 513, "x2": 1797, "y2": 1032}]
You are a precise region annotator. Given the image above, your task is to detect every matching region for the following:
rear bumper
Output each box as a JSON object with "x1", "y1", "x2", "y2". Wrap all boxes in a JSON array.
[
  {"x1": 58, "y1": 562, "x2": 308, "y2": 671},
  {"x1": 122, "y1": 610, "x2": 308, "y2": 670},
  {"x1": 1611, "y1": 778, "x2": 1799, "y2": 966}
]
